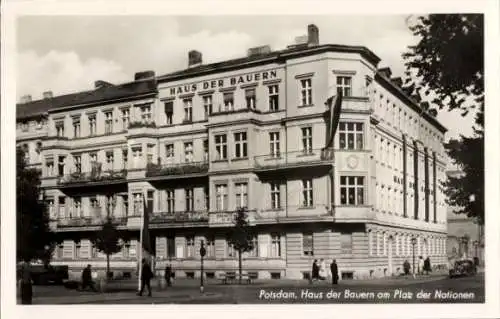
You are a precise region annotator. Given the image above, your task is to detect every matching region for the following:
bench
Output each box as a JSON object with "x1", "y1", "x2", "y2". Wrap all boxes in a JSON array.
[{"x1": 220, "y1": 272, "x2": 252, "y2": 285}]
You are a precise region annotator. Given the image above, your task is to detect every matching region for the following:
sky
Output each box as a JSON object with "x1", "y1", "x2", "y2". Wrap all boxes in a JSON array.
[{"x1": 16, "y1": 15, "x2": 476, "y2": 140}]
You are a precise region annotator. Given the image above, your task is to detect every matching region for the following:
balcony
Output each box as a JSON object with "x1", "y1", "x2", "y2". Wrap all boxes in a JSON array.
[
  {"x1": 254, "y1": 148, "x2": 334, "y2": 172},
  {"x1": 208, "y1": 210, "x2": 258, "y2": 227},
  {"x1": 145, "y1": 161, "x2": 209, "y2": 179},
  {"x1": 150, "y1": 211, "x2": 209, "y2": 226},
  {"x1": 58, "y1": 169, "x2": 127, "y2": 187},
  {"x1": 56, "y1": 215, "x2": 128, "y2": 229}
]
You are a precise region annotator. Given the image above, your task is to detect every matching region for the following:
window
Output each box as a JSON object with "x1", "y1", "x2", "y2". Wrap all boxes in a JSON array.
[
  {"x1": 205, "y1": 236, "x2": 215, "y2": 258},
  {"x1": 22, "y1": 144, "x2": 29, "y2": 162},
  {"x1": 204, "y1": 186, "x2": 209, "y2": 210},
  {"x1": 234, "y1": 132, "x2": 248, "y2": 158},
  {"x1": 203, "y1": 95, "x2": 212, "y2": 119},
  {"x1": 269, "y1": 132, "x2": 280, "y2": 157},
  {"x1": 147, "y1": 145, "x2": 154, "y2": 164},
  {"x1": 165, "y1": 144, "x2": 174, "y2": 161},
  {"x1": 186, "y1": 236, "x2": 195, "y2": 258},
  {"x1": 122, "y1": 195, "x2": 129, "y2": 216},
  {"x1": 340, "y1": 176, "x2": 365, "y2": 205},
  {"x1": 270, "y1": 183, "x2": 281, "y2": 209},
  {"x1": 301, "y1": 127, "x2": 312, "y2": 154},
  {"x1": 227, "y1": 240, "x2": 236, "y2": 258},
  {"x1": 203, "y1": 140, "x2": 209, "y2": 162},
  {"x1": 167, "y1": 236, "x2": 175, "y2": 258},
  {"x1": 122, "y1": 149, "x2": 128, "y2": 169},
  {"x1": 214, "y1": 134, "x2": 227, "y2": 160},
  {"x1": 336, "y1": 76, "x2": 352, "y2": 97},
  {"x1": 339, "y1": 122, "x2": 364, "y2": 150},
  {"x1": 235, "y1": 183, "x2": 248, "y2": 209},
  {"x1": 141, "y1": 105, "x2": 152, "y2": 123},
  {"x1": 271, "y1": 233, "x2": 281, "y2": 257},
  {"x1": 74, "y1": 155, "x2": 82, "y2": 173},
  {"x1": 268, "y1": 85, "x2": 279, "y2": 111},
  {"x1": 184, "y1": 142, "x2": 193, "y2": 163},
  {"x1": 73, "y1": 118, "x2": 81, "y2": 138},
  {"x1": 164, "y1": 101, "x2": 173, "y2": 125},
  {"x1": 303, "y1": 232, "x2": 314, "y2": 256},
  {"x1": 340, "y1": 233, "x2": 353, "y2": 254},
  {"x1": 47, "y1": 198, "x2": 55, "y2": 219},
  {"x1": 302, "y1": 179, "x2": 313, "y2": 207},
  {"x1": 73, "y1": 197, "x2": 82, "y2": 218},
  {"x1": 183, "y1": 98, "x2": 193, "y2": 122},
  {"x1": 58, "y1": 156, "x2": 65, "y2": 176},
  {"x1": 249, "y1": 236, "x2": 259, "y2": 257},
  {"x1": 56, "y1": 121, "x2": 65, "y2": 137},
  {"x1": 245, "y1": 88, "x2": 256, "y2": 109},
  {"x1": 121, "y1": 108, "x2": 130, "y2": 130},
  {"x1": 215, "y1": 184, "x2": 228, "y2": 211},
  {"x1": 75, "y1": 240, "x2": 81, "y2": 259},
  {"x1": 223, "y1": 92, "x2": 234, "y2": 111},
  {"x1": 88, "y1": 115, "x2": 96, "y2": 136},
  {"x1": 106, "y1": 151, "x2": 114, "y2": 171},
  {"x1": 58, "y1": 197, "x2": 66, "y2": 218},
  {"x1": 132, "y1": 147, "x2": 142, "y2": 169},
  {"x1": 45, "y1": 158, "x2": 54, "y2": 176},
  {"x1": 146, "y1": 190, "x2": 154, "y2": 213},
  {"x1": 300, "y1": 78, "x2": 312, "y2": 106},
  {"x1": 166, "y1": 190, "x2": 175, "y2": 213},
  {"x1": 104, "y1": 111, "x2": 113, "y2": 134},
  {"x1": 185, "y1": 188, "x2": 194, "y2": 211},
  {"x1": 35, "y1": 142, "x2": 42, "y2": 161}
]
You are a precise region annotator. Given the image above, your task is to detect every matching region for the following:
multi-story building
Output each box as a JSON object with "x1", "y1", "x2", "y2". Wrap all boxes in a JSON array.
[
  {"x1": 17, "y1": 25, "x2": 449, "y2": 280},
  {"x1": 446, "y1": 169, "x2": 484, "y2": 264}
]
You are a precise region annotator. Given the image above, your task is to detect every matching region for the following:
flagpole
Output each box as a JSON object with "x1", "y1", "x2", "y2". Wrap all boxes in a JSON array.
[{"x1": 137, "y1": 193, "x2": 144, "y2": 292}]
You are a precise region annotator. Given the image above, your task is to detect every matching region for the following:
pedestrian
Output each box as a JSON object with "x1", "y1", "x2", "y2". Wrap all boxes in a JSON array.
[
  {"x1": 19, "y1": 262, "x2": 33, "y2": 304},
  {"x1": 319, "y1": 258, "x2": 327, "y2": 280},
  {"x1": 330, "y1": 259, "x2": 339, "y2": 285},
  {"x1": 403, "y1": 260, "x2": 411, "y2": 276},
  {"x1": 80, "y1": 264, "x2": 98, "y2": 292},
  {"x1": 137, "y1": 258, "x2": 153, "y2": 297},
  {"x1": 424, "y1": 257, "x2": 431, "y2": 275},
  {"x1": 311, "y1": 259, "x2": 319, "y2": 282},
  {"x1": 164, "y1": 264, "x2": 172, "y2": 287},
  {"x1": 418, "y1": 256, "x2": 424, "y2": 275}
]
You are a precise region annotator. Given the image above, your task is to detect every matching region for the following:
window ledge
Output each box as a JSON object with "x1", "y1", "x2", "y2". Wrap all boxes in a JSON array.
[
  {"x1": 297, "y1": 152, "x2": 315, "y2": 158},
  {"x1": 298, "y1": 206, "x2": 315, "y2": 210},
  {"x1": 298, "y1": 104, "x2": 314, "y2": 108},
  {"x1": 232, "y1": 157, "x2": 249, "y2": 162},
  {"x1": 212, "y1": 159, "x2": 229, "y2": 163}
]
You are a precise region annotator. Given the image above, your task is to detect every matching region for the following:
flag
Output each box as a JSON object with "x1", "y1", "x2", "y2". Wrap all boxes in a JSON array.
[
  {"x1": 325, "y1": 91, "x2": 343, "y2": 149},
  {"x1": 141, "y1": 192, "x2": 153, "y2": 254}
]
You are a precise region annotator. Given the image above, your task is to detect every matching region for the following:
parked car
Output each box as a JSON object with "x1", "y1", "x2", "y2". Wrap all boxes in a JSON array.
[
  {"x1": 17, "y1": 264, "x2": 69, "y2": 285},
  {"x1": 449, "y1": 259, "x2": 477, "y2": 278}
]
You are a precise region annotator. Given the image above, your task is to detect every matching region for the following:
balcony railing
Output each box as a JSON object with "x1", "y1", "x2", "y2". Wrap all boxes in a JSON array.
[
  {"x1": 208, "y1": 209, "x2": 258, "y2": 225},
  {"x1": 254, "y1": 148, "x2": 334, "y2": 170},
  {"x1": 58, "y1": 169, "x2": 127, "y2": 185},
  {"x1": 145, "y1": 161, "x2": 209, "y2": 177},
  {"x1": 150, "y1": 211, "x2": 209, "y2": 223},
  {"x1": 57, "y1": 216, "x2": 127, "y2": 227}
]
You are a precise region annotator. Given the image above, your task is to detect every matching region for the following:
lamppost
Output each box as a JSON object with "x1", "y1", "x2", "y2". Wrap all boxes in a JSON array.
[
  {"x1": 411, "y1": 237, "x2": 417, "y2": 277},
  {"x1": 199, "y1": 240, "x2": 206, "y2": 293}
]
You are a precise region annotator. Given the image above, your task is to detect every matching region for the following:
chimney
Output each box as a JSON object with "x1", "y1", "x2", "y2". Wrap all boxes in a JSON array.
[
  {"x1": 307, "y1": 24, "x2": 319, "y2": 46},
  {"x1": 20, "y1": 95, "x2": 32, "y2": 103},
  {"x1": 391, "y1": 77, "x2": 403, "y2": 87},
  {"x1": 378, "y1": 67, "x2": 392, "y2": 78},
  {"x1": 43, "y1": 91, "x2": 53, "y2": 99},
  {"x1": 134, "y1": 70, "x2": 155, "y2": 81},
  {"x1": 247, "y1": 45, "x2": 272, "y2": 57},
  {"x1": 188, "y1": 50, "x2": 203, "y2": 68},
  {"x1": 94, "y1": 80, "x2": 112, "y2": 89}
]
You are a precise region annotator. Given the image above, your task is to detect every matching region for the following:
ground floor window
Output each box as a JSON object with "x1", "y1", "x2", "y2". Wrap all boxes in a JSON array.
[{"x1": 303, "y1": 232, "x2": 314, "y2": 256}]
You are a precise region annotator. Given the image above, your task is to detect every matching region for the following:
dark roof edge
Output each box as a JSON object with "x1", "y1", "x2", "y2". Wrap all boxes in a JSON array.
[
  {"x1": 48, "y1": 91, "x2": 158, "y2": 114},
  {"x1": 17, "y1": 112, "x2": 49, "y2": 121},
  {"x1": 375, "y1": 72, "x2": 447, "y2": 134},
  {"x1": 157, "y1": 44, "x2": 381, "y2": 82}
]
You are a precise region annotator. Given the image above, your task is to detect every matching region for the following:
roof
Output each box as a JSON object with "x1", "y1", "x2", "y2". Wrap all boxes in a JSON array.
[
  {"x1": 17, "y1": 79, "x2": 157, "y2": 120},
  {"x1": 158, "y1": 44, "x2": 381, "y2": 82}
]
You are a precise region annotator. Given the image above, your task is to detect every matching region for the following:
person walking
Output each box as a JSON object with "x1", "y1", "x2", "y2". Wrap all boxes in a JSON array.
[
  {"x1": 19, "y1": 262, "x2": 33, "y2": 304},
  {"x1": 330, "y1": 259, "x2": 339, "y2": 285},
  {"x1": 80, "y1": 264, "x2": 98, "y2": 292},
  {"x1": 164, "y1": 264, "x2": 172, "y2": 287},
  {"x1": 403, "y1": 260, "x2": 411, "y2": 276},
  {"x1": 311, "y1": 259, "x2": 319, "y2": 282},
  {"x1": 319, "y1": 259, "x2": 327, "y2": 280},
  {"x1": 137, "y1": 258, "x2": 153, "y2": 297},
  {"x1": 424, "y1": 257, "x2": 431, "y2": 275},
  {"x1": 418, "y1": 256, "x2": 425, "y2": 275}
]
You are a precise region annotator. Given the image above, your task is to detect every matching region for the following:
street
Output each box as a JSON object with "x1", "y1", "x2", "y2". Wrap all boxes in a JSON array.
[{"x1": 22, "y1": 273, "x2": 484, "y2": 304}]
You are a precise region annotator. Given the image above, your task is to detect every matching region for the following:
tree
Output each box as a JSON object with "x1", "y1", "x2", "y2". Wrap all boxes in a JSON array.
[
  {"x1": 92, "y1": 217, "x2": 122, "y2": 279},
  {"x1": 403, "y1": 14, "x2": 484, "y2": 224},
  {"x1": 17, "y1": 147, "x2": 56, "y2": 263},
  {"x1": 228, "y1": 208, "x2": 255, "y2": 284}
]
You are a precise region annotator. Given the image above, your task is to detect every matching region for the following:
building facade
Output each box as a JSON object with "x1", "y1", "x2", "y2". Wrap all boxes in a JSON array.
[{"x1": 17, "y1": 25, "x2": 449, "y2": 280}]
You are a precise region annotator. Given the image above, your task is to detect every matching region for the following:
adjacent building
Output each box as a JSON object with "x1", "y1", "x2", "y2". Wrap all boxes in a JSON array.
[{"x1": 17, "y1": 25, "x2": 449, "y2": 280}]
